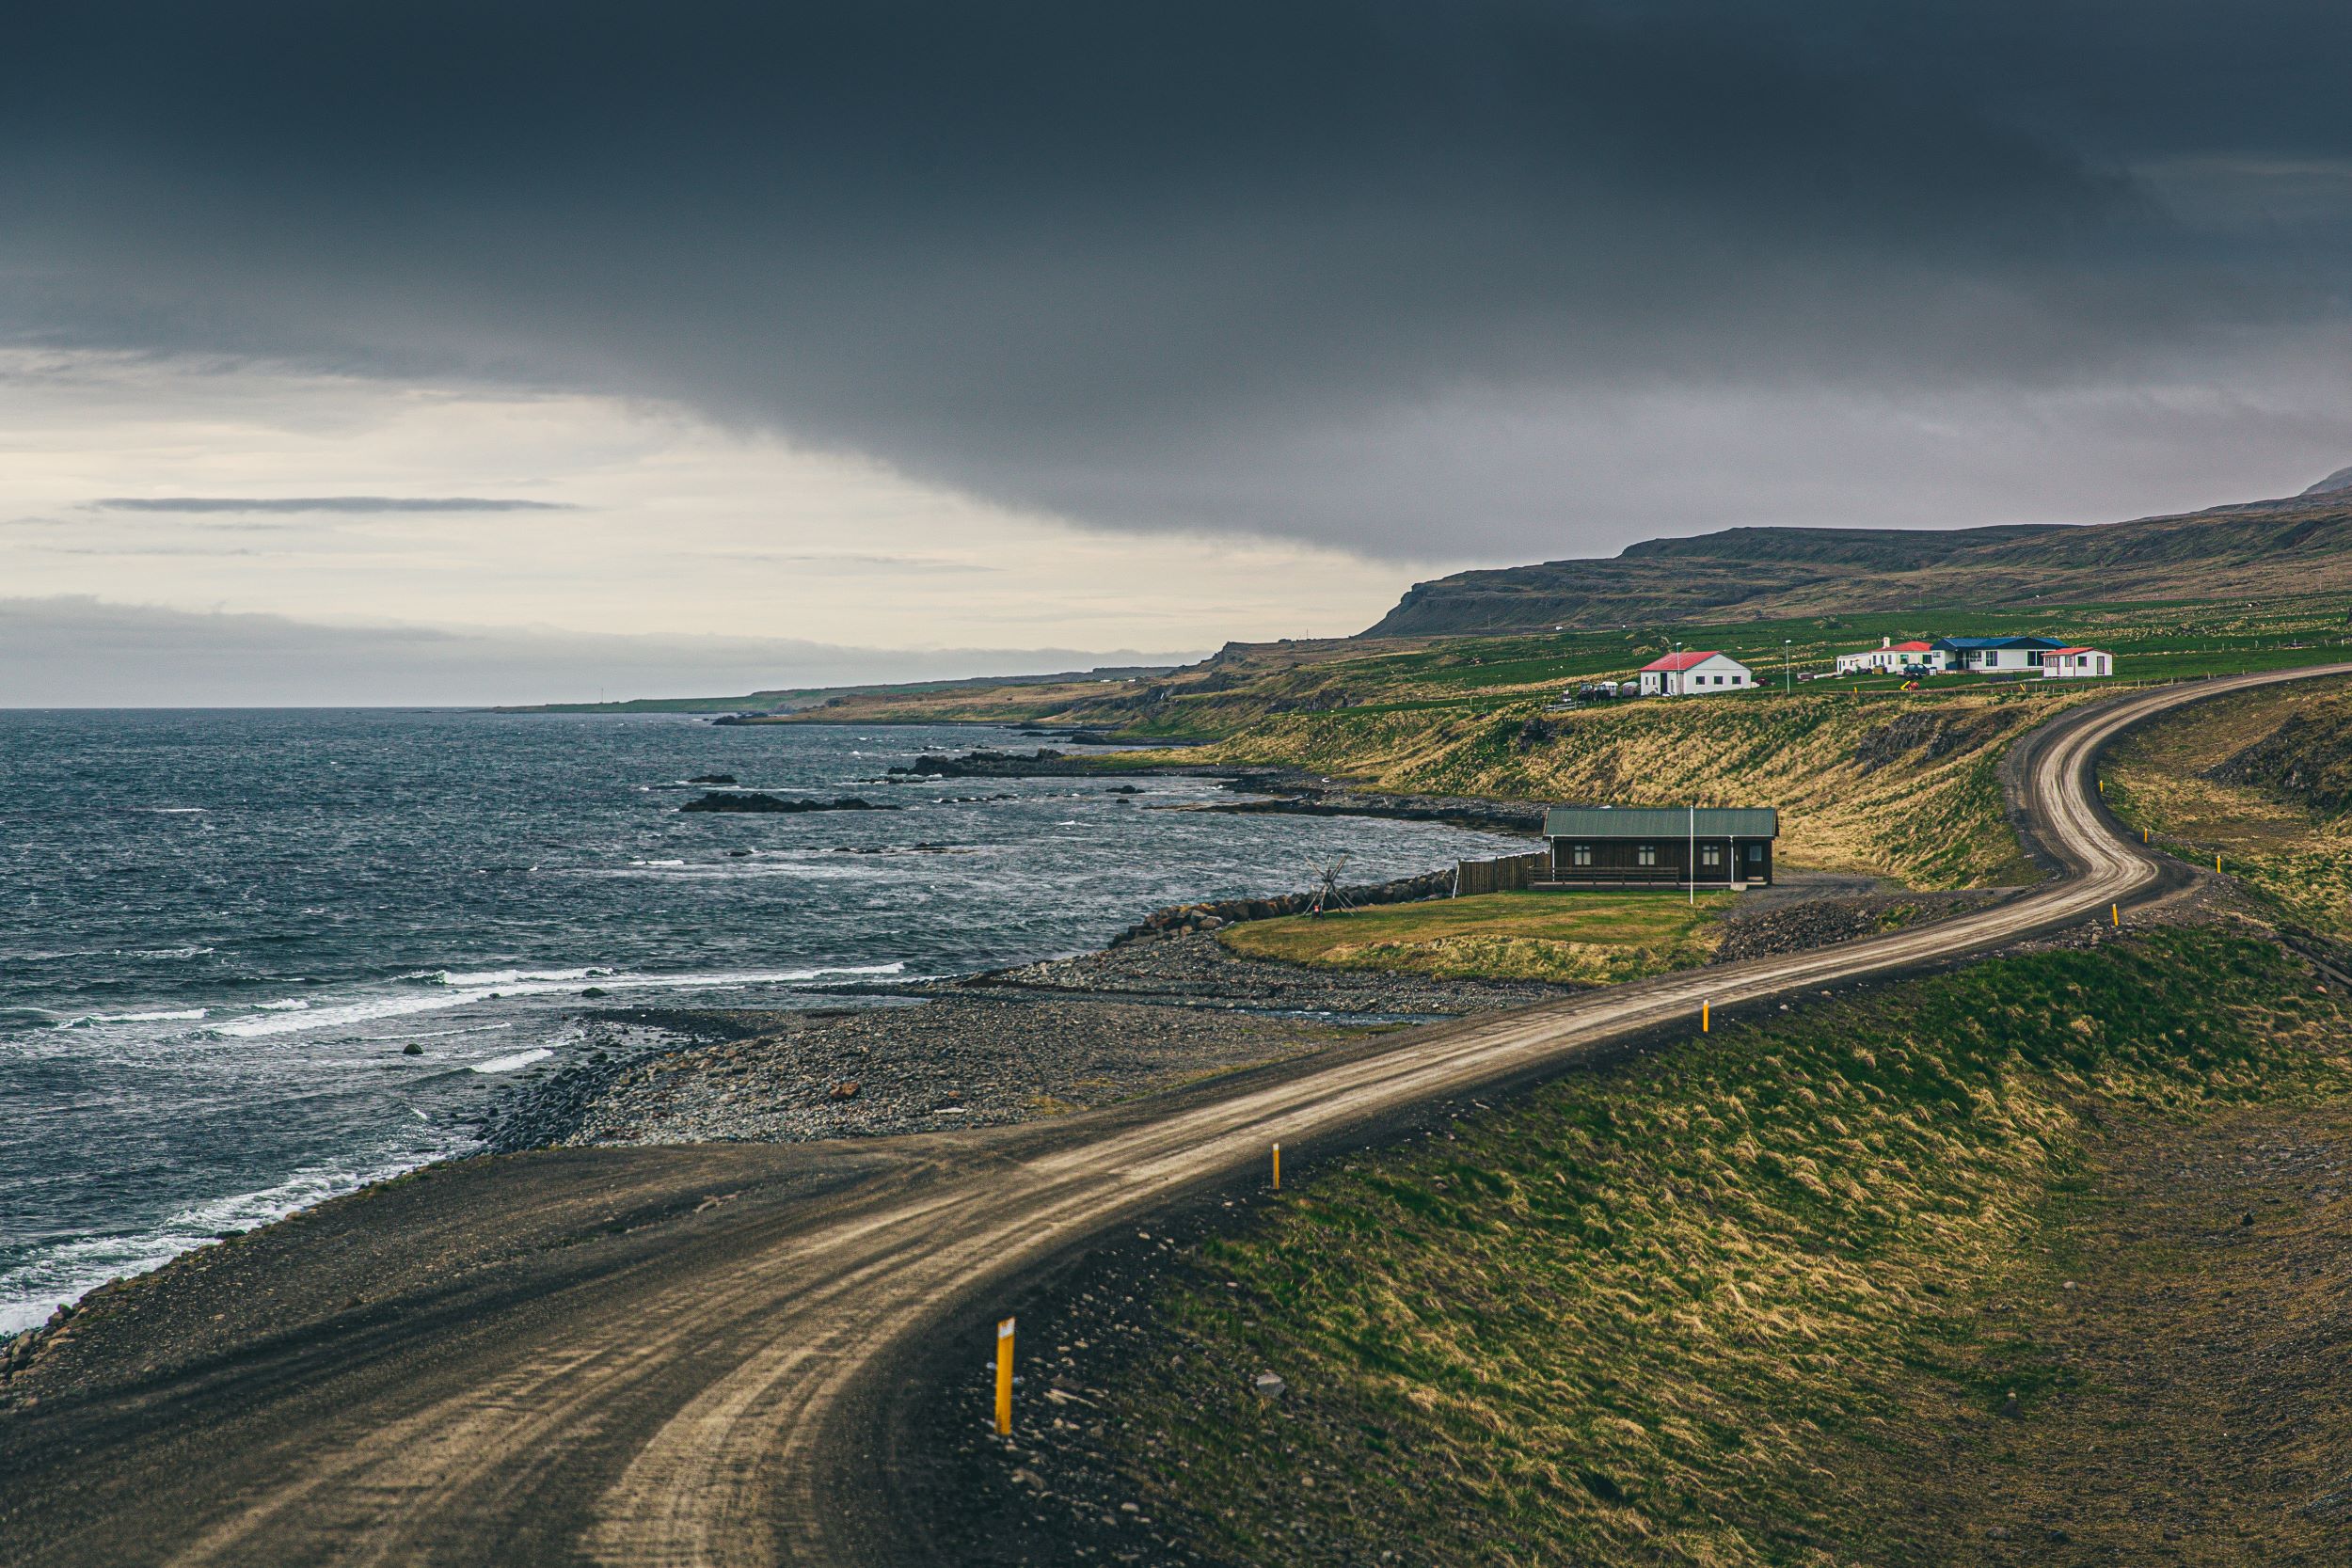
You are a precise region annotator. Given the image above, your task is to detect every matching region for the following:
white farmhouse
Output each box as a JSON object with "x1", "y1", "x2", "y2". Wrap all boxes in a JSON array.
[
  {"x1": 1834, "y1": 637, "x2": 1947, "y2": 675},
  {"x1": 1638, "y1": 650, "x2": 1753, "y2": 696}
]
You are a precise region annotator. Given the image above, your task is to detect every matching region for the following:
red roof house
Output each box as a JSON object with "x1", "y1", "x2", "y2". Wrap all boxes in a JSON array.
[{"x1": 1637, "y1": 650, "x2": 1753, "y2": 696}]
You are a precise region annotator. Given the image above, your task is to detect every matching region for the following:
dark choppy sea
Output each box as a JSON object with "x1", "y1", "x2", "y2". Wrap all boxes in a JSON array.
[{"x1": 0, "y1": 709, "x2": 1524, "y2": 1333}]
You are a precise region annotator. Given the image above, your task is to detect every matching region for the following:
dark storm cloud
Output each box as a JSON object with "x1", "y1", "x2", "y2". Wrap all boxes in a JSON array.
[
  {"x1": 92, "y1": 498, "x2": 577, "y2": 515},
  {"x1": 5, "y1": 3, "x2": 2349, "y2": 555}
]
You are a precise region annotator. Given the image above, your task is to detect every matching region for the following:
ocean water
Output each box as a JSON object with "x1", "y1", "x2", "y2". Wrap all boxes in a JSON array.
[{"x1": 0, "y1": 709, "x2": 1526, "y2": 1334}]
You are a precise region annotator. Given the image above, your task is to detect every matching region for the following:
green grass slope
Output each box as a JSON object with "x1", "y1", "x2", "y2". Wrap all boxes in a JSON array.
[{"x1": 1084, "y1": 930, "x2": 2351, "y2": 1566}]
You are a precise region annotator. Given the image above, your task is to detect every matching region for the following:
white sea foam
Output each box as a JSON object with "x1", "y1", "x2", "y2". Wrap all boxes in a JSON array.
[
  {"x1": 207, "y1": 962, "x2": 910, "y2": 1037},
  {"x1": 253, "y1": 998, "x2": 312, "y2": 1011},
  {"x1": 629, "y1": 858, "x2": 689, "y2": 867},
  {"x1": 470, "y1": 1047, "x2": 554, "y2": 1073},
  {"x1": 210, "y1": 992, "x2": 476, "y2": 1037},
  {"x1": 559, "y1": 859, "x2": 881, "y2": 881},
  {"x1": 434, "y1": 966, "x2": 609, "y2": 988},
  {"x1": 0, "y1": 1154, "x2": 453, "y2": 1338},
  {"x1": 57, "y1": 1007, "x2": 210, "y2": 1027}
]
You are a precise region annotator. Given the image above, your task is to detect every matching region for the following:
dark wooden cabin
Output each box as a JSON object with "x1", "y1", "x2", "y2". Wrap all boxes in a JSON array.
[{"x1": 1540, "y1": 806, "x2": 1778, "y2": 888}]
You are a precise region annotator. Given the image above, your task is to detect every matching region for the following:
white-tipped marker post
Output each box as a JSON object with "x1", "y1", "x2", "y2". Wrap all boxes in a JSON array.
[{"x1": 994, "y1": 1317, "x2": 1015, "y2": 1435}]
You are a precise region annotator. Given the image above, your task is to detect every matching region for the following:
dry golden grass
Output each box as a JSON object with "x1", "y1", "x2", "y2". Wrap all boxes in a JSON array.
[
  {"x1": 1091, "y1": 931, "x2": 2352, "y2": 1567},
  {"x1": 1192, "y1": 689, "x2": 2107, "y2": 888},
  {"x1": 2106, "y1": 675, "x2": 2352, "y2": 935},
  {"x1": 1217, "y1": 890, "x2": 1733, "y2": 985}
]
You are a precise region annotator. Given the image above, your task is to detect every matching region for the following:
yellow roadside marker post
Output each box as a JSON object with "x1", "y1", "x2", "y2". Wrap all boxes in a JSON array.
[
  {"x1": 994, "y1": 1317, "x2": 1015, "y2": 1436},
  {"x1": 1272, "y1": 1142, "x2": 1281, "y2": 1191},
  {"x1": 2216, "y1": 853, "x2": 2222, "y2": 873},
  {"x1": 1702, "y1": 1001, "x2": 1710, "y2": 1033},
  {"x1": 2111, "y1": 904, "x2": 2120, "y2": 927}
]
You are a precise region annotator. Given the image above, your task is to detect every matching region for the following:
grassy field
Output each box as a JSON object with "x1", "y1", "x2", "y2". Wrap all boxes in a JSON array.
[
  {"x1": 1216, "y1": 890, "x2": 1735, "y2": 986},
  {"x1": 786, "y1": 594, "x2": 2352, "y2": 734},
  {"x1": 2105, "y1": 673, "x2": 2352, "y2": 937},
  {"x1": 759, "y1": 594, "x2": 2352, "y2": 890},
  {"x1": 1073, "y1": 930, "x2": 2352, "y2": 1566},
  {"x1": 1200, "y1": 687, "x2": 2086, "y2": 887}
]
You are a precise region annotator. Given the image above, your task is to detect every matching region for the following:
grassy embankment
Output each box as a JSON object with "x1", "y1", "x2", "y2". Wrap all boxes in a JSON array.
[
  {"x1": 1189, "y1": 690, "x2": 2075, "y2": 888},
  {"x1": 1216, "y1": 890, "x2": 1735, "y2": 986},
  {"x1": 2105, "y1": 673, "x2": 2352, "y2": 939},
  {"x1": 1071, "y1": 929, "x2": 2352, "y2": 1565},
  {"x1": 797, "y1": 595, "x2": 2352, "y2": 892}
]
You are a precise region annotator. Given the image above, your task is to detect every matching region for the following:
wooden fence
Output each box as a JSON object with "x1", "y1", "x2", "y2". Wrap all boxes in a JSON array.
[{"x1": 1454, "y1": 850, "x2": 1551, "y2": 896}]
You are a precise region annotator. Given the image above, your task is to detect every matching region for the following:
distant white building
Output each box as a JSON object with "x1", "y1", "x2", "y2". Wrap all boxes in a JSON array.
[
  {"x1": 1638, "y1": 650, "x2": 1753, "y2": 696},
  {"x1": 2041, "y1": 646, "x2": 2114, "y2": 678},
  {"x1": 1834, "y1": 637, "x2": 1947, "y2": 675}
]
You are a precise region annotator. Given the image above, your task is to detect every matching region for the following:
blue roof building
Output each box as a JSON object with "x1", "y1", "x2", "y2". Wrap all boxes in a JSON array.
[{"x1": 1931, "y1": 635, "x2": 2065, "y2": 673}]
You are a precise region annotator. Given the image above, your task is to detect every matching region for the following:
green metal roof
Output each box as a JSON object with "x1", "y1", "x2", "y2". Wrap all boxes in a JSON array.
[{"x1": 1543, "y1": 806, "x2": 1778, "y2": 839}]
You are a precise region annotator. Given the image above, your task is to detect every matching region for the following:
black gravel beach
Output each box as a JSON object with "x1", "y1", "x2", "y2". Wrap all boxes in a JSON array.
[
  {"x1": 491, "y1": 925, "x2": 1581, "y2": 1151},
  {"x1": 484, "y1": 870, "x2": 1996, "y2": 1157}
]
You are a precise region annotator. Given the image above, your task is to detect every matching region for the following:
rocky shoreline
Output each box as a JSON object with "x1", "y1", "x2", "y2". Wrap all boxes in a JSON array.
[
  {"x1": 874, "y1": 743, "x2": 1549, "y2": 835},
  {"x1": 490, "y1": 921, "x2": 1579, "y2": 1153},
  {"x1": 484, "y1": 864, "x2": 1977, "y2": 1158}
]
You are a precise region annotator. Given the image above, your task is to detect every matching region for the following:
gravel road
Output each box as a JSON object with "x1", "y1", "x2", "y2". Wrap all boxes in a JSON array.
[{"x1": 3, "y1": 667, "x2": 2341, "y2": 1568}]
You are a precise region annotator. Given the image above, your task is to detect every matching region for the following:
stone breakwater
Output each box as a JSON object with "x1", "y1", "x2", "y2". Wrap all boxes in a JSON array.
[
  {"x1": 1108, "y1": 869, "x2": 1456, "y2": 943},
  {"x1": 1200, "y1": 781, "x2": 1547, "y2": 835}
]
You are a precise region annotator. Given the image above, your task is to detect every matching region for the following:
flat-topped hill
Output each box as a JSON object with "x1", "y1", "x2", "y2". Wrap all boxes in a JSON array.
[{"x1": 1367, "y1": 491, "x2": 2352, "y2": 636}]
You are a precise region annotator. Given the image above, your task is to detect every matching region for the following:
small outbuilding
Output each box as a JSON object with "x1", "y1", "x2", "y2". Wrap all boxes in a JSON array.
[
  {"x1": 2041, "y1": 646, "x2": 2114, "y2": 678},
  {"x1": 1638, "y1": 650, "x2": 1754, "y2": 696},
  {"x1": 1541, "y1": 805, "x2": 1778, "y2": 888}
]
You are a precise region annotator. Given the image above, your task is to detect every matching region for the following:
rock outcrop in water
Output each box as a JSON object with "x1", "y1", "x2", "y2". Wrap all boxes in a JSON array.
[
  {"x1": 678, "y1": 792, "x2": 899, "y2": 814},
  {"x1": 888, "y1": 748, "x2": 1104, "y2": 779}
]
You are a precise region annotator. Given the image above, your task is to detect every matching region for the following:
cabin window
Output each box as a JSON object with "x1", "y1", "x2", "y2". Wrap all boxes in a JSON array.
[
  {"x1": 1745, "y1": 843, "x2": 1765, "y2": 863},
  {"x1": 1700, "y1": 844, "x2": 1723, "y2": 868},
  {"x1": 1637, "y1": 845, "x2": 1658, "y2": 867},
  {"x1": 2027, "y1": 649, "x2": 2044, "y2": 667},
  {"x1": 1572, "y1": 844, "x2": 1593, "y2": 866}
]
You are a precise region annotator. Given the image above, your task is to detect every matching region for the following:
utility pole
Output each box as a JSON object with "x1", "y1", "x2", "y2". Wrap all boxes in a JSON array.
[
  {"x1": 1688, "y1": 801, "x2": 1696, "y2": 907},
  {"x1": 1783, "y1": 639, "x2": 1792, "y2": 695}
]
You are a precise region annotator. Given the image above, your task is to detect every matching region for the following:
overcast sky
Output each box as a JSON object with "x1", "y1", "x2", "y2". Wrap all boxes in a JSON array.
[{"x1": 7, "y1": 3, "x2": 2352, "y2": 703}]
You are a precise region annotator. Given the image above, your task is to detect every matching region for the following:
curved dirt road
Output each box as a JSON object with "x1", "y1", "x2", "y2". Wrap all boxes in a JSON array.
[{"x1": 4, "y1": 666, "x2": 2344, "y2": 1567}]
